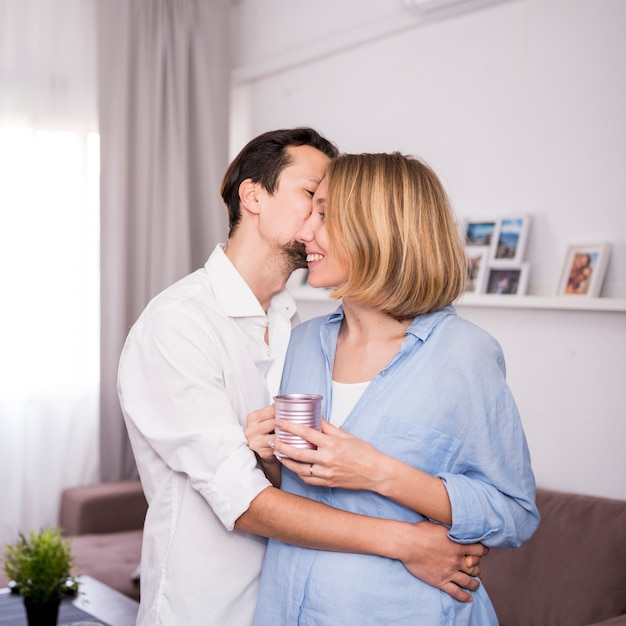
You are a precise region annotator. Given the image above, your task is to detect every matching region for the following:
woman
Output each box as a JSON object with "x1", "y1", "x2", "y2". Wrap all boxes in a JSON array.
[{"x1": 249, "y1": 153, "x2": 539, "y2": 625}]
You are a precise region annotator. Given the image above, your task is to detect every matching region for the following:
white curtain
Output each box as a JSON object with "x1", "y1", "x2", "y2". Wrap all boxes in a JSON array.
[
  {"x1": 97, "y1": 0, "x2": 230, "y2": 481},
  {"x1": 0, "y1": 0, "x2": 99, "y2": 545}
]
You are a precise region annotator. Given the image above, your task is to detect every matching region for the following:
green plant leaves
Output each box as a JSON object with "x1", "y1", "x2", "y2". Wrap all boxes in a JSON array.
[{"x1": 3, "y1": 526, "x2": 79, "y2": 602}]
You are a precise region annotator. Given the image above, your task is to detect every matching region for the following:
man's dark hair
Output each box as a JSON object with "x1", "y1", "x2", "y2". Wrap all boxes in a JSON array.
[{"x1": 220, "y1": 127, "x2": 338, "y2": 237}]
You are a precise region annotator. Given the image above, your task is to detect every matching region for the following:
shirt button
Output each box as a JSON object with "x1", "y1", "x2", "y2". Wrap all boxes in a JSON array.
[
  {"x1": 266, "y1": 349, "x2": 272, "y2": 357},
  {"x1": 380, "y1": 370, "x2": 388, "y2": 377}
]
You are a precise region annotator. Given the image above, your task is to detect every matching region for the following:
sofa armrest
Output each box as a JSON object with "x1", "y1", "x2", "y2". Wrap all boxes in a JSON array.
[{"x1": 59, "y1": 480, "x2": 147, "y2": 536}]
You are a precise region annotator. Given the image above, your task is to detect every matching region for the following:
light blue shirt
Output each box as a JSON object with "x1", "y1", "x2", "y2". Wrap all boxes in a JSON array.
[{"x1": 254, "y1": 305, "x2": 539, "y2": 626}]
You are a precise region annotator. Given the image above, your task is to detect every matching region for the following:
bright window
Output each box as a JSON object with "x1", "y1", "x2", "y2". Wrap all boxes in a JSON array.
[
  {"x1": 0, "y1": 126, "x2": 100, "y2": 544},
  {"x1": 0, "y1": 126, "x2": 100, "y2": 390}
]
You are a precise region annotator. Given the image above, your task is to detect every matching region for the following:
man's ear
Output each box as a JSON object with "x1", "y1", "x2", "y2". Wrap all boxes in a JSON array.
[{"x1": 238, "y1": 179, "x2": 261, "y2": 215}]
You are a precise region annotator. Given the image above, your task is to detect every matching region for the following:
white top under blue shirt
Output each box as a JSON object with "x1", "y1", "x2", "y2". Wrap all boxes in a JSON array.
[{"x1": 253, "y1": 305, "x2": 539, "y2": 626}]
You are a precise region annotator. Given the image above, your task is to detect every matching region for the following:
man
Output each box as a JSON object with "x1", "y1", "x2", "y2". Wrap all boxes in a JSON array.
[{"x1": 118, "y1": 128, "x2": 486, "y2": 625}]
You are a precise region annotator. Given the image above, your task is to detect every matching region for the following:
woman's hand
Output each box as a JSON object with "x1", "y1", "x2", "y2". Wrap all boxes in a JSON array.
[
  {"x1": 274, "y1": 418, "x2": 452, "y2": 525},
  {"x1": 275, "y1": 418, "x2": 385, "y2": 491}
]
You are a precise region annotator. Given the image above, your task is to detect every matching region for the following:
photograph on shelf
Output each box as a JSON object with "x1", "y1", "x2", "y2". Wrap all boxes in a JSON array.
[
  {"x1": 491, "y1": 216, "x2": 531, "y2": 265},
  {"x1": 463, "y1": 218, "x2": 498, "y2": 248},
  {"x1": 465, "y1": 247, "x2": 490, "y2": 294},
  {"x1": 556, "y1": 242, "x2": 612, "y2": 297},
  {"x1": 484, "y1": 264, "x2": 530, "y2": 295}
]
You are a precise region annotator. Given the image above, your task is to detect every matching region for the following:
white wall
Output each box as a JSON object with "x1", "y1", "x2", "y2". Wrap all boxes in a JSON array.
[{"x1": 229, "y1": 0, "x2": 626, "y2": 499}]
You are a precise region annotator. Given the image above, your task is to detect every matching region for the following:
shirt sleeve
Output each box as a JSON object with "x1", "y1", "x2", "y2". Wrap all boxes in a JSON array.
[
  {"x1": 118, "y1": 306, "x2": 271, "y2": 531},
  {"x1": 439, "y1": 386, "x2": 540, "y2": 547},
  {"x1": 436, "y1": 327, "x2": 540, "y2": 548}
]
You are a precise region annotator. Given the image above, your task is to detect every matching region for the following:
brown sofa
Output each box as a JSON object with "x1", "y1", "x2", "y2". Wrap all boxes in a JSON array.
[
  {"x1": 2, "y1": 483, "x2": 625, "y2": 625},
  {"x1": 482, "y1": 487, "x2": 626, "y2": 626},
  {"x1": 58, "y1": 479, "x2": 147, "y2": 601},
  {"x1": 0, "y1": 480, "x2": 145, "y2": 601}
]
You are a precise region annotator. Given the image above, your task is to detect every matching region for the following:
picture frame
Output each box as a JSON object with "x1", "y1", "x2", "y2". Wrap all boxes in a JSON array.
[
  {"x1": 484, "y1": 263, "x2": 530, "y2": 296},
  {"x1": 490, "y1": 216, "x2": 531, "y2": 266},
  {"x1": 556, "y1": 242, "x2": 612, "y2": 297},
  {"x1": 463, "y1": 218, "x2": 498, "y2": 248},
  {"x1": 465, "y1": 246, "x2": 490, "y2": 294}
]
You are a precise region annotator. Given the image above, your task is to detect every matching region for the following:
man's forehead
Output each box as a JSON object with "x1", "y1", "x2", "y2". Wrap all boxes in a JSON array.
[{"x1": 279, "y1": 146, "x2": 328, "y2": 182}]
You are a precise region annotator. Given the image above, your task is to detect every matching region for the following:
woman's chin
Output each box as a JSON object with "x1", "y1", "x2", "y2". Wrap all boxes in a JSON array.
[
  {"x1": 306, "y1": 276, "x2": 331, "y2": 290},
  {"x1": 307, "y1": 275, "x2": 342, "y2": 291}
]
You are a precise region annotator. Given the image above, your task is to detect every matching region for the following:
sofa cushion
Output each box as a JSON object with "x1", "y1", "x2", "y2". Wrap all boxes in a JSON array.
[
  {"x1": 69, "y1": 530, "x2": 142, "y2": 601},
  {"x1": 482, "y1": 488, "x2": 626, "y2": 626}
]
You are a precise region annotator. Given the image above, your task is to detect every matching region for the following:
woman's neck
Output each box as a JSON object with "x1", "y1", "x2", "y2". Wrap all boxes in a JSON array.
[{"x1": 333, "y1": 298, "x2": 411, "y2": 383}]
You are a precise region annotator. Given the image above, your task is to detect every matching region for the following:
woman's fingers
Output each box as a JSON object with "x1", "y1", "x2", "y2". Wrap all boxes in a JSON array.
[{"x1": 274, "y1": 419, "x2": 324, "y2": 446}]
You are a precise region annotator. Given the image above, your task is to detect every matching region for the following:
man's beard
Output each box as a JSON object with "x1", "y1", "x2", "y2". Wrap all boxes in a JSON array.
[{"x1": 281, "y1": 240, "x2": 308, "y2": 274}]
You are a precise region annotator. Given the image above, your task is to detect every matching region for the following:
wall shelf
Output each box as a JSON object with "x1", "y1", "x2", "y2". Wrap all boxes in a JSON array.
[
  {"x1": 290, "y1": 287, "x2": 626, "y2": 313},
  {"x1": 455, "y1": 294, "x2": 626, "y2": 312}
]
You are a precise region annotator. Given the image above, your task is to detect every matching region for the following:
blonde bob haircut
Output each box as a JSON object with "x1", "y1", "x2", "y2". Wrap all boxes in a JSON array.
[{"x1": 325, "y1": 152, "x2": 467, "y2": 320}]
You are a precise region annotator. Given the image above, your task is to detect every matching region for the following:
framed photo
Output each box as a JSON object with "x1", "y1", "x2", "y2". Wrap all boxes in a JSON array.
[
  {"x1": 465, "y1": 247, "x2": 490, "y2": 294},
  {"x1": 484, "y1": 264, "x2": 530, "y2": 295},
  {"x1": 491, "y1": 216, "x2": 531, "y2": 265},
  {"x1": 463, "y1": 218, "x2": 498, "y2": 248},
  {"x1": 556, "y1": 242, "x2": 612, "y2": 297}
]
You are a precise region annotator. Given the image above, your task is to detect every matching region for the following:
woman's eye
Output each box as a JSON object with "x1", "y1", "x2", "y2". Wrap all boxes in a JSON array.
[{"x1": 307, "y1": 190, "x2": 315, "y2": 197}]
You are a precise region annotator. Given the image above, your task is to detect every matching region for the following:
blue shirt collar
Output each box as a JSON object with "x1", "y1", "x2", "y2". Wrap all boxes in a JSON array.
[{"x1": 324, "y1": 304, "x2": 457, "y2": 344}]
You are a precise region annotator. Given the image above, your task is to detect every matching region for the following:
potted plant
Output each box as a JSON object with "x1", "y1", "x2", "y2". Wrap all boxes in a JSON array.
[{"x1": 3, "y1": 526, "x2": 80, "y2": 626}]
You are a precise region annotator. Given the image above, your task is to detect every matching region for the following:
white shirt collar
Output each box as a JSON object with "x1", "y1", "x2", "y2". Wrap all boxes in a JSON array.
[{"x1": 206, "y1": 244, "x2": 297, "y2": 322}]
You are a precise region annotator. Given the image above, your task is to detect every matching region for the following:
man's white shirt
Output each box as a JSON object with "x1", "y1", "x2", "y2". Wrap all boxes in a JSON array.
[{"x1": 118, "y1": 244, "x2": 297, "y2": 626}]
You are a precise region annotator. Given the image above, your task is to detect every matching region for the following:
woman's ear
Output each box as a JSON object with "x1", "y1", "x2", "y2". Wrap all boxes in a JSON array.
[{"x1": 238, "y1": 179, "x2": 261, "y2": 215}]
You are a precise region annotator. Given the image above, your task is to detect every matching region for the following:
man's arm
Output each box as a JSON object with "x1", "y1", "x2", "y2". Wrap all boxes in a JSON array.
[{"x1": 235, "y1": 486, "x2": 486, "y2": 603}]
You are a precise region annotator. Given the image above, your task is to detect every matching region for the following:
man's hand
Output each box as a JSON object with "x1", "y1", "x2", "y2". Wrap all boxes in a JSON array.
[
  {"x1": 245, "y1": 405, "x2": 276, "y2": 462},
  {"x1": 399, "y1": 521, "x2": 488, "y2": 602},
  {"x1": 245, "y1": 405, "x2": 281, "y2": 486}
]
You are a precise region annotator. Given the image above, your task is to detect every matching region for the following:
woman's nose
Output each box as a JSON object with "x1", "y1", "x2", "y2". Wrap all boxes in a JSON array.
[{"x1": 295, "y1": 220, "x2": 314, "y2": 243}]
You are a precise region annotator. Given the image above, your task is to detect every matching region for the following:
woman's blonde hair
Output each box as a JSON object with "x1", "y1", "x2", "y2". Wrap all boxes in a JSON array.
[{"x1": 326, "y1": 152, "x2": 466, "y2": 320}]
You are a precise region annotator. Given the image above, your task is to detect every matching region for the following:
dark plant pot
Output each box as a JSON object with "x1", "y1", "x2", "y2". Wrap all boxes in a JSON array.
[{"x1": 24, "y1": 596, "x2": 61, "y2": 626}]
